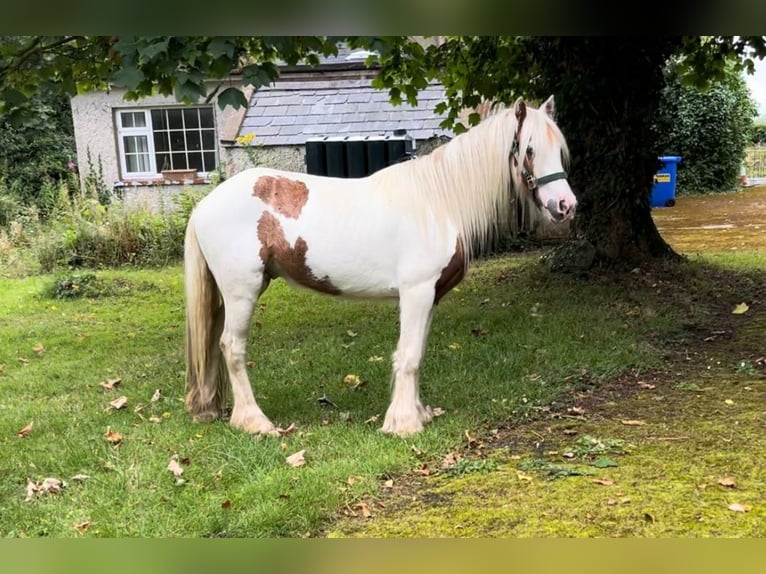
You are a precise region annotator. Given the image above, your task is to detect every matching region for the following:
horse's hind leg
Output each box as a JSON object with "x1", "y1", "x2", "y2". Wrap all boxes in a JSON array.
[
  {"x1": 382, "y1": 283, "x2": 436, "y2": 436},
  {"x1": 218, "y1": 271, "x2": 278, "y2": 436}
]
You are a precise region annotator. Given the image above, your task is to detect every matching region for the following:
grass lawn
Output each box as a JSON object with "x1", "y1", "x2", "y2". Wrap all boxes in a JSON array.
[{"x1": 0, "y1": 251, "x2": 763, "y2": 537}]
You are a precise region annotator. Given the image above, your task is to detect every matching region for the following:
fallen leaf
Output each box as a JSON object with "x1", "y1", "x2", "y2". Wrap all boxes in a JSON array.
[
  {"x1": 562, "y1": 429, "x2": 578, "y2": 436},
  {"x1": 74, "y1": 520, "x2": 91, "y2": 534},
  {"x1": 107, "y1": 396, "x2": 128, "y2": 411},
  {"x1": 150, "y1": 389, "x2": 161, "y2": 402},
  {"x1": 606, "y1": 498, "x2": 617, "y2": 506},
  {"x1": 347, "y1": 475, "x2": 363, "y2": 486},
  {"x1": 593, "y1": 478, "x2": 614, "y2": 486},
  {"x1": 100, "y1": 378, "x2": 122, "y2": 391},
  {"x1": 382, "y1": 479, "x2": 394, "y2": 489},
  {"x1": 638, "y1": 381, "x2": 656, "y2": 389},
  {"x1": 621, "y1": 419, "x2": 646, "y2": 426},
  {"x1": 32, "y1": 343, "x2": 45, "y2": 356},
  {"x1": 25, "y1": 477, "x2": 67, "y2": 501},
  {"x1": 516, "y1": 470, "x2": 534, "y2": 482},
  {"x1": 367, "y1": 355, "x2": 384, "y2": 362},
  {"x1": 591, "y1": 457, "x2": 619, "y2": 468},
  {"x1": 246, "y1": 361, "x2": 256, "y2": 368},
  {"x1": 732, "y1": 302, "x2": 749, "y2": 315},
  {"x1": 0, "y1": 363, "x2": 5, "y2": 375},
  {"x1": 221, "y1": 500, "x2": 232, "y2": 509},
  {"x1": 277, "y1": 422, "x2": 297, "y2": 436},
  {"x1": 71, "y1": 474, "x2": 90, "y2": 483},
  {"x1": 431, "y1": 407, "x2": 445, "y2": 417},
  {"x1": 441, "y1": 452, "x2": 462, "y2": 469},
  {"x1": 286, "y1": 449, "x2": 306, "y2": 468},
  {"x1": 364, "y1": 414, "x2": 380, "y2": 425},
  {"x1": 717, "y1": 477, "x2": 737, "y2": 488},
  {"x1": 568, "y1": 406, "x2": 586, "y2": 416},
  {"x1": 728, "y1": 503, "x2": 751, "y2": 513},
  {"x1": 413, "y1": 464, "x2": 431, "y2": 476},
  {"x1": 149, "y1": 415, "x2": 162, "y2": 423},
  {"x1": 342, "y1": 374, "x2": 365, "y2": 389},
  {"x1": 18, "y1": 357, "x2": 29, "y2": 364},
  {"x1": 447, "y1": 342, "x2": 461, "y2": 350},
  {"x1": 353, "y1": 501, "x2": 373, "y2": 518},
  {"x1": 346, "y1": 330, "x2": 357, "y2": 338},
  {"x1": 103, "y1": 427, "x2": 122, "y2": 445},
  {"x1": 724, "y1": 399, "x2": 734, "y2": 406},
  {"x1": 167, "y1": 455, "x2": 184, "y2": 477},
  {"x1": 17, "y1": 421, "x2": 33, "y2": 438}
]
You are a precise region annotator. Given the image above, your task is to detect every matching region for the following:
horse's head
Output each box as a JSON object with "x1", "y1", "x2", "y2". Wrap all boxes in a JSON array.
[{"x1": 511, "y1": 96, "x2": 577, "y2": 223}]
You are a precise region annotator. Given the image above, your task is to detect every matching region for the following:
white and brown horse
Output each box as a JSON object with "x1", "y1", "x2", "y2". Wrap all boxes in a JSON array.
[{"x1": 184, "y1": 96, "x2": 576, "y2": 437}]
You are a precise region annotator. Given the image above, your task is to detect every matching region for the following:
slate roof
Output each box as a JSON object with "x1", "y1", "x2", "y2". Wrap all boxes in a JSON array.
[{"x1": 237, "y1": 78, "x2": 452, "y2": 146}]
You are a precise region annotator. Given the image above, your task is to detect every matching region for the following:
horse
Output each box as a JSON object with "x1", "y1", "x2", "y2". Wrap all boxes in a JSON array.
[{"x1": 184, "y1": 95, "x2": 577, "y2": 437}]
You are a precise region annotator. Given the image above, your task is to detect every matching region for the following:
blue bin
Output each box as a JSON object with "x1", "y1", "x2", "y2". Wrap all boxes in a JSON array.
[{"x1": 650, "y1": 155, "x2": 682, "y2": 208}]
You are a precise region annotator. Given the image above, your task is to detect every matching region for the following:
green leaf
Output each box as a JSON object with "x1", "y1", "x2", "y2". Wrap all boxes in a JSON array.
[
  {"x1": 174, "y1": 80, "x2": 206, "y2": 104},
  {"x1": 216, "y1": 87, "x2": 249, "y2": 110},
  {"x1": 111, "y1": 66, "x2": 145, "y2": 90},
  {"x1": 208, "y1": 37, "x2": 235, "y2": 60},
  {"x1": 139, "y1": 38, "x2": 170, "y2": 61},
  {"x1": 591, "y1": 457, "x2": 619, "y2": 468},
  {"x1": 241, "y1": 64, "x2": 278, "y2": 89}
]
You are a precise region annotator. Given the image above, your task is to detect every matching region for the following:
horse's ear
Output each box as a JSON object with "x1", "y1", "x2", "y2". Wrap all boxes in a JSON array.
[
  {"x1": 513, "y1": 97, "x2": 526, "y2": 120},
  {"x1": 543, "y1": 95, "x2": 555, "y2": 118}
]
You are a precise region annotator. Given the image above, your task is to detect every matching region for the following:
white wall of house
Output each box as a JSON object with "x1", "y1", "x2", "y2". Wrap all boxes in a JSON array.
[{"x1": 70, "y1": 82, "x2": 251, "y2": 191}]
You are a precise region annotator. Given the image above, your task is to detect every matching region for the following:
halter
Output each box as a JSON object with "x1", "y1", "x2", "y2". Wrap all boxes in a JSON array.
[{"x1": 510, "y1": 101, "x2": 568, "y2": 207}]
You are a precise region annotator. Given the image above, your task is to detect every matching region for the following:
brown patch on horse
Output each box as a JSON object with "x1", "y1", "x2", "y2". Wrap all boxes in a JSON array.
[
  {"x1": 252, "y1": 175, "x2": 309, "y2": 219},
  {"x1": 256, "y1": 212, "x2": 341, "y2": 295},
  {"x1": 434, "y1": 239, "x2": 467, "y2": 304}
]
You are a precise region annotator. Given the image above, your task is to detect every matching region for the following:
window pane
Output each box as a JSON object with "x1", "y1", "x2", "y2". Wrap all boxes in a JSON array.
[
  {"x1": 203, "y1": 152, "x2": 217, "y2": 172},
  {"x1": 186, "y1": 131, "x2": 201, "y2": 151},
  {"x1": 201, "y1": 130, "x2": 215, "y2": 150},
  {"x1": 183, "y1": 109, "x2": 200, "y2": 129},
  {"x1": 199, "y1": 108, "x2": 214, "y2": 128},
  {"x1": 124, "y1": 135, "x2": 148, "y2": 154},
  {"x1": 172, "y1": 152, "x2": 187, "y2": 169},
  {"x1": 126, "y1": 153, "x2": 150, "y2": 173},
  {"x1": 132, "y1": 112, "x2": 146, "y2": 128},
  {"x1": 151, "y1": 109, "x2": 167, "y2": 130},
  {"x1": 167, "y1": 109, "x2": 184, "y2": 130},
  {"x1": 155, "y1": 153, "x2": 171, "y2": 171},
  {"x1": 187, "y1": 152, "x2": 203, "y2": 172},
  {"x1": 120, "y1": 112, "x2": 134, "y2": 128},
  {"x1": 153, "y1": 131, "x2": 169, "y2": 153},
  {"x1": 170, "y1": 131, "x2": 186, "y2": 151}
]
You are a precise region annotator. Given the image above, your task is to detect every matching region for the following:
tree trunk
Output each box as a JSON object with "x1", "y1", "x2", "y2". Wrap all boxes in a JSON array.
[{"x1": 529, "y1": 37, "x2": 685, "y2": 270}]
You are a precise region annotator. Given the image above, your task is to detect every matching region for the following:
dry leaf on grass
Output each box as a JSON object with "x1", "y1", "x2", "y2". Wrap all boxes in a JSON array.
[
  {"x1": 71, "y1": 474, "x2": 90, "y2": 483},
  {"x1": 441, "y1": 452, "x2": 462, "y2": 470},
  {"x1": 167, "y1": 455, "x2": 184, "y2": 477},
  {"x1": 346, "y1": 475, "x2": 363, "y2": 486},
  {"x1": 73, "y1": 520, "x2": 91, "y2": 534},
  {"x1": 732, "y1": 302, "x2": 749, "y2": 315},
  {"x1": 32, "y1": 343, "x2": 45, "y2": 356},
  {"x1": 103, "y1": 427, "x2": 122, "y2": 445},
  {"x1": 431, "y1": 407, "x2": 445, "y2": 417},
  {"x1": 107, "y1": 396, "x2": 128, "y2": 411},
  {"x1": 100, "y1": 378, "x2": 122, "y2": 391},
  {"x1": 728, "y1": 503, "x2": 751, "y2": 513},
  {"x1": 277, "y1": 423, "x2": 297, "y2": 436},
  {"x1": 286, "y1": 449, "x2": 306, "y2": 468},
  {"x1": 621, "y1": 419, "x2": 646, "y2": 426},
  {"x1": 718, "y1": 477, "x2": 737, "y2": 488},
  {"x1": 150, "y1": 389, "x2": 161, "y2": 402},
  {"x1": 17, "y1": 421, "x2": 33, "y2": 438},
  {"x1": 350, "y1": 501, "x2": 373, "y2": 518},
  {"x1": 364, "y1": 414, "x2": 380, "y2": 425},
  {"x1": 593, "y1": 478, "x2": 615, "y2": 486},
  {"x1": 638, "y1": 381, "x2": 656, "y2": 389},
  {"x1": 25, "y1": 477, "x2": 66, "y2": 501}
]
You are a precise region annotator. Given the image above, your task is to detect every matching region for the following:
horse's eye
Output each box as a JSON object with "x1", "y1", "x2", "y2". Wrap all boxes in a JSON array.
[{"x1": 526, "y1": 146, "x2": 534, "y2": 158}]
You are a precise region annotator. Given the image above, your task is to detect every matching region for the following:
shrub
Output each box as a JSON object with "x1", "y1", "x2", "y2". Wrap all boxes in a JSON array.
[{"x1": 653, "y1": 61, "x2": 758, "y2": 195}]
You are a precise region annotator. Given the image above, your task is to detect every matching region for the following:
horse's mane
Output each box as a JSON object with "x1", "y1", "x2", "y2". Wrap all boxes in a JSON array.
[{"x1": 370, "y1": 102, "x2": 569, "y2": 259}]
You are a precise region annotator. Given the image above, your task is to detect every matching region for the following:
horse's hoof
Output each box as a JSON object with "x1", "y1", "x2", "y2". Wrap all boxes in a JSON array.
[{"x1": 230, "y1": 409, "x2": 277, "y2": 435}]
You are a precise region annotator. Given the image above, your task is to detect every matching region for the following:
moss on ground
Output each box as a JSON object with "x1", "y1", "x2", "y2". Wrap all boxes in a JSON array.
[{"x1": 327, "y1": 371, "x2": 766, "y2": 537}]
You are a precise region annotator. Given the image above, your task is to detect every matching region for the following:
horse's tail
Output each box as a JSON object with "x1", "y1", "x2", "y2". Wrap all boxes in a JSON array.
[{"x1": 184, "y1": 216, "x2": 227, "y2": 421}]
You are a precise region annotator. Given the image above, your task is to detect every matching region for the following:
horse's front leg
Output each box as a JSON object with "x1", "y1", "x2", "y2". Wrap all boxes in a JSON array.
[{"x1": 381, "y1": 283, "x2": 435, "y2": 436}]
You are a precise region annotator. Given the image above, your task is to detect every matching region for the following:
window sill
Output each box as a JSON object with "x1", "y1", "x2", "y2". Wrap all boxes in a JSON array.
[{"x1": 115, "y1": 176, "x2": 211, "y2": 188}]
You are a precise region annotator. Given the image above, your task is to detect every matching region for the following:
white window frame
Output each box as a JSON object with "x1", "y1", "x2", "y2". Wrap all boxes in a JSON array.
[{"x1": 115, "y1": 106, "x2": 218, "y2": 179}]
